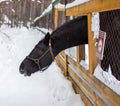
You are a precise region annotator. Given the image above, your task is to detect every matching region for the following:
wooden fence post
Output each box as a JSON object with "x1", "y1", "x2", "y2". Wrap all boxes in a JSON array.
[
  {"x1": 64, "y1": 54, "x2": 68, "y2": 76},
  {"x1": 87, "y1": 13, "x2": 98, "y2": 74},
  {"x1": 54, "y1": 9, "x2": 58, "y2": 29},
  {"x1": 76, "y1": 45, "x2": 85, "y2": 64}
]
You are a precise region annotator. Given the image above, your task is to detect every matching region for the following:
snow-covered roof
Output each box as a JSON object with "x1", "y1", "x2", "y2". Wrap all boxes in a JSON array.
[
  {"x1": 55, "y1": 3, "x2": 65, "y2": 9},
  {"x1": 66, "y1": 0, "x2": 90, "y2": 8},
  {"x1": 34, "y1": 4, "x2": 53, "y2": 23},
  {"x1": 34, "y1": 0, "x2": 90, "y2": 23},
  {"x1": 0, "y1": 0, "x2": 8, "y2": 3},
  {"x1": 34, "y1": 0, "x2": 61, "y2": 23}
]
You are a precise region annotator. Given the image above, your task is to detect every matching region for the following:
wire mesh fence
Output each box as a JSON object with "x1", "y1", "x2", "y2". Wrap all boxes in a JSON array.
[{"x1": 100, "y1": 9, "x2": 120, "y2": 80}]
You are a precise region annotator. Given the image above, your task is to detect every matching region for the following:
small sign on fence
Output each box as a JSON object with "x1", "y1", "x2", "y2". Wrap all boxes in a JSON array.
[{"x1": 96, "y1": 30, "x2": 106, "y2": 60}]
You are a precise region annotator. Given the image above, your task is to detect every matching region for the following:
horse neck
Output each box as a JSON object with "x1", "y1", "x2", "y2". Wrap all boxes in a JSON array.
[{"x1": 51, "y1": 16, "x2": 88, "y2": 57}]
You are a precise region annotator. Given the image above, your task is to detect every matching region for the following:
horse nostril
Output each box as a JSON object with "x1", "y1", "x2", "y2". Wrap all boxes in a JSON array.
[
  {"x1": 20, "y1": 69, "x2": 25, "y2": 74},
  {"x1": 25, "y1": 72, "x2": 31, "y2": 76}
]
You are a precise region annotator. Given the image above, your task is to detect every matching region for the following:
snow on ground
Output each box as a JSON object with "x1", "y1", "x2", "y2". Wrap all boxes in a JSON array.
[
  {"x1": 0, "y1": 25, "x2": 84, "y2": 106},
  {"x1": 94, "y1": 64, "x2": 120, "y2": 95},
  {"x1": 65, "y1": 43, "x2": 120, "y2": 95}
]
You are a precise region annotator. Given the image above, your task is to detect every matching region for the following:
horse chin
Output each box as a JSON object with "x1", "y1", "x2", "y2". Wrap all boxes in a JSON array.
[{"x1": 19, "y1": 69, "x2": 36, "y2": 76}]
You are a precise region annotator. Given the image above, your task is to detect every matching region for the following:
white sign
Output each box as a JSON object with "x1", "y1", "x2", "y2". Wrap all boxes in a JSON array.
[{"x1": 96, "y1": 30, "x2": 106, "y2": 60}]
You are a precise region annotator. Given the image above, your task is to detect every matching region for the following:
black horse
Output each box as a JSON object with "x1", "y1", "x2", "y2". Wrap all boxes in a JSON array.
[{"x1": 19, "y1": 16, "x2": 88, "y2": 76}]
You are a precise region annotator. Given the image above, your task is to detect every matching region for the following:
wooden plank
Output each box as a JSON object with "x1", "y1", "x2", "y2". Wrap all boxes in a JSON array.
[
  {"x1": 56, "y1": 8, "x2": 65, "y2": 11},
  {"x1": 55, "y1": 55, "x2": 66, "y2": 72},
  {"x1": 67, "y1": 55, "x2": 120, "y2": 105},
  {"x1": 60, "y1": 51, "x2": 66, "y2": 58},
  {"x1": 76, "y1": 45, "x2": 85, "y2": 63},
  {"x1": 68, "y1": 66, "x2": 107, "y2": 106},
  {"x1": 56, "y1": 54, "x2": 120, "y2": 105},
  {"x1": 68, "y1": 76, "x2": 93, "y2": 106},
  {"x1": 55, "y1": 60, "x2": 65, "y2": 73},
  {"x1": 55, "y1": 55, "x2": 65, "y2": 67},
  {"x1": 87, "y1": 13, "x2": 98, "y2": 74},
  {"x1": 64, "y1": 55, "x2": 68, "y2": 76},
  {"x1": 79, "y1": 45, "x2": 85, "y2": 60},
  {"x1": 56, "y1": 53, "x2": 68, "y2": 76},
  {"x1": 76, "y1": 46, "x2": 80, "y2": 63},
  {"x1": 66, "y1": 0, "x2": 120, "y2": 16},
  {"x1": 54, "y1": 9, "x2": 58, "y2": 29}
]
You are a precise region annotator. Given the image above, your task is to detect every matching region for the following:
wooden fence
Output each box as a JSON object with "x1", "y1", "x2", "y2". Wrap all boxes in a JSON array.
[{"x1": 54, "y1": 0, "x2": 120, "y2": 105}]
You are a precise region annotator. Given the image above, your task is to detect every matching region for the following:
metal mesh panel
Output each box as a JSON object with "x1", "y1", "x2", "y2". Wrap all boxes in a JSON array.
[{"x1": 100, "y1": 9, "x2": 120, "y2": 80}]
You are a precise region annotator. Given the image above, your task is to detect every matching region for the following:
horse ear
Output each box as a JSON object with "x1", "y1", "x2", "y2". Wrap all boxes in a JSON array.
[{"x1": 44, "y1": 32, "x2": 50, "y2": 45}]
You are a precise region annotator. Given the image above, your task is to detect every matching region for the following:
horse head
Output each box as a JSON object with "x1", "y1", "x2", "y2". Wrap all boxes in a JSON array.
[
  {"x1": 19, "y1": 32, "x2": 54, "y2": 76},
  {"x1": 19, "y1": 16, "x2": 88, "y2": 76}
]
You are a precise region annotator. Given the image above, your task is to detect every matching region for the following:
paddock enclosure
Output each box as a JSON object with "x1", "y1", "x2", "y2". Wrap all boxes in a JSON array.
[
  {"x1": 54, "y1": 0, "x2": 120, "y2": 106},
  {"x1": 0, "y1": 0, "x2": 120, "y2": 105}
]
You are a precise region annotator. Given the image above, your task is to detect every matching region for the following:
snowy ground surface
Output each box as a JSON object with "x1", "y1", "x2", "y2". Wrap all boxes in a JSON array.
[
  {"x1": 0, "y1": 25, "x2": 84, "y2": 106},
  {"x1": 94, "y1": 64, "x2": 120, "y2": 95}
]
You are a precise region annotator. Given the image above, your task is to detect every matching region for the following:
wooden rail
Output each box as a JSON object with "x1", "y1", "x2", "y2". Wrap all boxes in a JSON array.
[
  {"x1": 54, "y1": 0, "x2": 120, "y2": 105},
  {"x1": 56, "y1": 55, "x2": 120, "y2": 105},
  {"x1": 66, "y1": 0, "x2": 120, "y2": 16}
]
